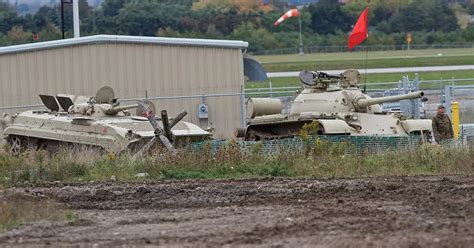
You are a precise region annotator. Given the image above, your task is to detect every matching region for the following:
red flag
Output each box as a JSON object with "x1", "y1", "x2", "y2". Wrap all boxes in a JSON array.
[
  {"x1": 348, "y1": 7, "x2": 369, "y2": 50},
  {"x1": 274, "y1": 9, "x2": 299, "y2": 26}
]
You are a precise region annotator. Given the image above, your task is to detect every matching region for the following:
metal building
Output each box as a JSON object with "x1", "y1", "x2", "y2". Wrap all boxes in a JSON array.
[{"x1": 0, "y1": 35, "x2": 248, "y2": 138}]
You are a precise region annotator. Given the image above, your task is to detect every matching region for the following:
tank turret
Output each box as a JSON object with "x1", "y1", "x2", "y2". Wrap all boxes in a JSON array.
[
  {"x1": 240, "y1": 69, "x2": 432, "y2": 141},
  {"x1": 64, "y1": 87, "x2": 140, "y2": 118},
  {"x1": 290, "y1": 70, "x2": 424, "y2": 114},
  {"x1": 67, "y1": 101, "x2": 139, "y2": 118}
]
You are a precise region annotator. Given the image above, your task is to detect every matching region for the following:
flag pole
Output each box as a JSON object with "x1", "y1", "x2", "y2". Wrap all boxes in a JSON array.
[
  {"x1": 348, "y1": 6, "x2": 369, "y2": 91},
  {"x1": 364, "y1": 0, "x2": 371, "y2": 91},
  {"x1": 364, "y1": 38, "x2": 369, "y2": 90},
  {"x1": 298, "y1": 12, "x2": 304, "y2": 56}
]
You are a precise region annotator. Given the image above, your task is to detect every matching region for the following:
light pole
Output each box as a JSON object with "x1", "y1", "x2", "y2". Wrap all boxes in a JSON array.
[{"x1": 60, "y1": 0, "x2": 79, "y2": 39}]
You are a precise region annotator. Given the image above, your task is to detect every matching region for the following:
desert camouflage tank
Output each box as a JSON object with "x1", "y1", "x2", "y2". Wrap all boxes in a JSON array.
[
  {"x1": 240, "y1": 69, "x2": 432, "y2": 141},
  {"x1": 0, "y1": 86, "x2": 210, "y2": 155}
]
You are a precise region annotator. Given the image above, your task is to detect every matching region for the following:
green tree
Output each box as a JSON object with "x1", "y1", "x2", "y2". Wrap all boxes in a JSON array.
[
  {"x1": 0, "y1": 2, "x2": 21, "y2": 34},
  {"x1": 6, "y1": 26, "x2": 32, "y2": 45},
  {"x1": 462, "y1": 25, "x2": 474, "y2": 40},
  {"x1": 102, "y1": 0, "x2": 129, "y2": 16},
  {"x1": 386, "y1": 0, "x2": 458, "y2": 33},
  {"x1": 115, "y1": 2, "x2": 188, "y2": 36},
  {"x1": 307, "y1": 3, "x2": 352, "y2": 35},
  {"x1": 230, "y1": 22, "x2": 277, "y2": 51}
]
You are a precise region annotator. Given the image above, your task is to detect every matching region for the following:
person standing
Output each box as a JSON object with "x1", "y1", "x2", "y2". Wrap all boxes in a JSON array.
[{"x1": 432, "y1": 105, "x2": 454, "y2": 143}]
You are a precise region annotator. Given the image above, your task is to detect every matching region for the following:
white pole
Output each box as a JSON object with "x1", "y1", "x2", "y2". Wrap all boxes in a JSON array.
[
  {"x1": 73, "y1": 0, "x2": 80, "y2": 38},
  {"x1": 298, "y1": 11, "x2": 304, "y2": 56}
]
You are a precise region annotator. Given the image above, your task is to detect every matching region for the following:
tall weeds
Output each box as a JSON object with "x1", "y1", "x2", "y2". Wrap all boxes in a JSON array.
[{"x1": 0, "y1": 142, "x2": 472, "y2": 186}]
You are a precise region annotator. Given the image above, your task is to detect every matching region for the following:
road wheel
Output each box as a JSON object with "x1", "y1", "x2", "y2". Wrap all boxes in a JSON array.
[
  {"x1": 245, "y1": 129, "x2": 260, "y2": 141},
  {"x1": 8, "y1": 136, "x2": 24, "y2": 155}
]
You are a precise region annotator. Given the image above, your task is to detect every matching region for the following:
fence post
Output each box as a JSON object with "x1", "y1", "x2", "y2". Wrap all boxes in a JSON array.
[
  {"x1": 240, "y1": 87, "x2": 246, "y2": 128},
  {"x1": 451, "y1": 101, "x2": 460, "y2": 139},
  {"x1": 269, "y1": 81, "x2": 273, "y2": 98},
  {"x1": 444, "y1": 85, "x2": 452, "y2": 117}
]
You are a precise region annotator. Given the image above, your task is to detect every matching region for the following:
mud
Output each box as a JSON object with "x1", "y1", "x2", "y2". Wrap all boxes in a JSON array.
[{"x1": 1, "y1": 176, "x2": 473, "y2": 247}]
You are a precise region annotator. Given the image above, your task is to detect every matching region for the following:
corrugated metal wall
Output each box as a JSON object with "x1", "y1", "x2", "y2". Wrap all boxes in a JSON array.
[{"x1": 0, "y1": 42, "x2": 245, "y2": 138}]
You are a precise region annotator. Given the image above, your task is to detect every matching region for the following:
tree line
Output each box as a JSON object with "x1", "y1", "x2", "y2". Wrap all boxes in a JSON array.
[{"x1": 0, "y1": 0, "x2": 473, "y2": 52}]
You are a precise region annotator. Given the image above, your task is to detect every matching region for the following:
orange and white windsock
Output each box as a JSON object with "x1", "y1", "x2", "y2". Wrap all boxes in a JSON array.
[{"x1": 274, "y1": 9, "x2": 299, "y2": 26}]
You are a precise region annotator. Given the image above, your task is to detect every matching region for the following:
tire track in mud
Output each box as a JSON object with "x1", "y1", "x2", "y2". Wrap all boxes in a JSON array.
[{"x1": 1, "y1": 175, "x2": 473, "y2": 247}]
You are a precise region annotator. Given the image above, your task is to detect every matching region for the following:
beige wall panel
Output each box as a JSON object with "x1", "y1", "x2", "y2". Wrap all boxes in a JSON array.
[
  {"x1": 7, "y1": 54, "x2": 15, "y2": 105},
  {"x1": 152, "y1": 45, "x2": 164, "y2": 95},
  {"x1": 125, "y1": 45, "x2": 136, "y2": 96},
  {"x1": 44, "y1": 49, "x2": 56, "y2": 93},
  {"x1": 0, "y1": 43, "x2": 244, "y2": 137},
  {"x1": 26, "y1": 52, "x2": 37, "y2": 105},
  {"x1": 160, "y1": 46, "x2": 171, "y2": 95},
  {"x1": 60, "y1": 48, "x2": 71, "y2": 93},
  {"x1": 114, "y1": 44, "x2": 126, "y2": 95},
  {"x1": 6, "y1": 55, "x2": 12, "y2": 105},
  {"x1": 9, "y1": 54, "x2": 15, "y2": 104},
  {"x1": 85, "y1": 45, "x2": 95, "y2": 92},
  {"x1": 35, "y1": 51, "x2": 45, "y2": 97},
  {"x1": 0, "y1": 56, "x2": 6, "y2": 106},
  {"x1": 141, "y1": 45, "x2": 152, "y2": 96},
  {"x1": 86, "y1": 45, "x2": 97, "y2": 92},
  {"x1": 6, "y1": 55, "x2": 15, "y2": 104},
  {"x1": 98, "y1": 44, "x2": 108, "y2": 91},
  {"x1": 55, "y1": 49, "x2": 64, "y2": 93},
  {"x1": 90, "y1": 44, "x2": 100, "y2": 89},
  {"x1": 15, "y1": 53, "x2": 26, "y2": 105}
]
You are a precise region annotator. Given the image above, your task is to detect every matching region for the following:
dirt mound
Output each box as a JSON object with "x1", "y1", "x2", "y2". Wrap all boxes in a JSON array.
[{"x1": 1, "y1": 176, "x2": 473, "y2": 247}]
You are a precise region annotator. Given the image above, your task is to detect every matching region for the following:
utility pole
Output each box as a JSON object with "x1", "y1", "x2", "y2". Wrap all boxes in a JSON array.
[
  {"x1": 61, "y1": 0, "x2": 75, "y2": 39},
  {"x1": 61, "y1": 0, "x2": 65, "y2": 39}
]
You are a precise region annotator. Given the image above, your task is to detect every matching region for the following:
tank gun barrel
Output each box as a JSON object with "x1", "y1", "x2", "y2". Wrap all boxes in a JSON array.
[
  {"x1": 317, "y1": 71, "x2": 342, "y2": 80},
  {"x1": 356, "y1": 91, "x2": 424, "y2": 109},
  {"x1": 105, "y1": 104, "x2": 139, "y2": 115}
]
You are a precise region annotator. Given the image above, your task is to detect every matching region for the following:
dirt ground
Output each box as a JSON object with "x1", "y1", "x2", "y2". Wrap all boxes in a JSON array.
[{"x1": 1, "y1": 175, "x2": 473, "y2": 247}]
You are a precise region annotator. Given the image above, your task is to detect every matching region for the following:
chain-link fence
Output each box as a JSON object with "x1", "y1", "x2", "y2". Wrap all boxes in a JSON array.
[
  {"x1": 444, "y1": 85, "x2": 474, "y2": 124},
  {"x1": 460, "y1": 124, "x2": 474, "y2": 145},
  {"x1": 193, "y1": 135, "x2": 428, "y2": 155}
]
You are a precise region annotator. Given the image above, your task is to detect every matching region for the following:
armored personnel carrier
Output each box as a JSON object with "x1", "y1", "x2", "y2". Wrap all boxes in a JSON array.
[
  {"x1": 0, "y1": 87, "x2": 210, "y2": 155},
  {"x1": 241, "y1": 69, "x2": 432, "y2": 141}
]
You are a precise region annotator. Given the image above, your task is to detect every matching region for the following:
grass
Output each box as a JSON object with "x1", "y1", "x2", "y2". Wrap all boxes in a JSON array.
[
  {"x1": 255, "y1": 48, "x2": 474, "y2": 72},
  {"x1": 256, "y1": 48, "x2": 474, "y2": 63},
  {"x1": 0, "y1": 141, "x2": 472, "y2": 186},
  {"x1": 0, "y1": 192, "x2": 77, "y2": 233},
  {"x1": 246, "y1": 70, "x2": 474, "y2": 90}
]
